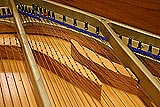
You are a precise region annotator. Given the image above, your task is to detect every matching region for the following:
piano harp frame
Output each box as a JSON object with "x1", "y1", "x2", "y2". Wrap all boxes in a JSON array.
[{"x1": 7, "y1": 0, "x2": 160, "y2": 106}]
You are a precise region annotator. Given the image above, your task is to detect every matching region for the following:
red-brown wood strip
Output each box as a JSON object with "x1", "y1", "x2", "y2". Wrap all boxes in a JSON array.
[{"x1": 0, "y1": 45, "x2": 102, "y2": 100}]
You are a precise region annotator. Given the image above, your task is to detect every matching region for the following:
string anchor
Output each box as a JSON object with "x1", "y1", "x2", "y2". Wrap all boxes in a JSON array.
[
  {"x1": 63, "y1": 15, "x2": 66, "y2": 22},
  {"x1": 28, "y1": 7, "x2": 31, "y2": 13},
  {"x1": 31, "y1": 9, "x2": 35, "y2": 15},
  {"x1": 84, "y1": 22, "x2": 88, "y2": 30},
  {"x1": 17, "y1": 3, "x2": 21, "y2": 10},
  {"x1": 2, "y1": 8, "x2": 6, "y2": 15},
  {"x1": 35, "y1": 5, "x2": 38, "y2": 11},
  {"x1": 43, "y1": 8, "x2": 46, "y2": 14},
  {"x1": 39, "y1": 7, "x2": 42, "y2": 14},
  {"x1": 128, "y1": 38, "x2": 132, "y2": 46},
  {"x1": 119, "y1": 34, "x2": 122, "y2": 40},
  {"x1": 52, "y1": 11, "x2": 55, "y2": 19},
  {"x1": 48, "y1": 10, "x2": 51, "y2": 17},
  {"x1": 21, "y1": 5, "x2": 24, "y2": 11},
  {"x1": 137, "y1": 41, "x2": 143, "y2": 49},
  {"x1": 24, "y1": 6, "x2": 28, "y2": 12},
  {"x1": 7, "y1": 8, "x2": 11, "y2": 14},
  {"x1": 96, "y1": 26, "x2": 100, "y2": 34},
  {"x1": 73, "y1": 18, "x2": 77, "y2": 26},
  {"x1": 148, "y1": 44, "x2": 152, "y2": 53}
]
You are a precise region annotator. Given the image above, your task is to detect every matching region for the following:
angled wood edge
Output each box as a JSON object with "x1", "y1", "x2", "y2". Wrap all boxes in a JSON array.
[
  {"x1": 101, "y1": 22, "x2": 160, "y2": 107},
  {"x1": 8, "y1": 0, "x2": 51, "y2": 107},
  {"x1": 11, "y1": 0, "x2": 160, "y2": 106}
]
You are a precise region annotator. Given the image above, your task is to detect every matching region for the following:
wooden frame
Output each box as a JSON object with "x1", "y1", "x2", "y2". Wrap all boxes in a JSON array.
[{"x1": 6, "y1": 0, "x2": 160, "y2": 106}]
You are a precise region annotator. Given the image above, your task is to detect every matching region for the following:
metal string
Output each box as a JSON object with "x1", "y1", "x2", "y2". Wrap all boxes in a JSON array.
[
  {"x1": 39, "y1": 15, "x2": 109, "y2": 107},
  {"x1": 23, "y1": 16, "x2": 63, "y2": 107},
  {"x1": 14, "y1": 37, "x2": 38, "y2": 107},
  {"x1": 34, "y1": 15, "x2": 131, "y2": 106},
  {"x1": 7, "y1": 13, "x2": 33, "y2": 106},
  {"x1": 23, "y1": 13, "x2": 104, "y2": 106},
  {"x1": 43, "y1": 20, "x2": 116, "y2": 105},
  {"x1": 44, "y1": 19, "x2": 118, "y2": 106},
  {"x1": 25, "y1": 15, "x2": 82, "y2": 107},
  {"x1": 77, "y1": 31, "x2": 139, "y2": 106},
  {"x1": 22, "y1": 14, "x2": 62, "y2": 106},
  {"x1": 39, "y1": 20, "x2": 102, "y2": 107},
  {"x1": 50, "y1": 19, "x2": 140, "y2": 106},
  {"x1": 28, "y1": 17, "x2": 94, "y2": 107},
  {"x1": 20, "y1": 8, "x2": 149, "y2": 106}
]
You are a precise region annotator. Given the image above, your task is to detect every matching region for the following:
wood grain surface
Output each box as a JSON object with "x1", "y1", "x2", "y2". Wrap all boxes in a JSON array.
[
  {"x1": 0, "y1": 23, "x2": 155, "y2": 106},
  {"x1": 52, "y1": 0, "x2": 160, "y2": 35},
  {"x1": 0, "y1": 23, "x2": 159, "y2": 78}
]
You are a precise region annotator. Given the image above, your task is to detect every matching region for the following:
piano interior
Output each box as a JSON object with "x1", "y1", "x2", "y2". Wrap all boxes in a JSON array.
[{"x1": 0, "y1": 0, "x2": 159, "y2": 107}]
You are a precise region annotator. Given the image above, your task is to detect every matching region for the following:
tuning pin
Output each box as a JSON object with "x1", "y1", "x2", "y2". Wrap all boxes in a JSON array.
[
  {"x1": 17, "y1": 3, "x2": 21, "y2": 10},
  {"x1": 35, "y1": 5, "x2": 38, "y2": 11},
  {"x1": 43, "y1": 8, "x2": 46, "y2": 13},
  {"x1": 96, "y1": 26, "x2": 100, "y2": 34},
  {"x1": 48, "y1": 10, "x2": 51, "y2": 17},
  {"x1": 52, "y1": 11, "x2": 55, "y2": 19},
  {"x1": 28, "y1": 7, "x2": 31, "y2": 13},
  {"x1": 73, "y1": 18, "x2": 77, "y2": 26},
  {"x1": 119, "y1": 34, "x2": 122, "y2": 40},
  {"x1": 128, "y1": 38, "x2": 132, "y2": 46},
  {"x1": 148, "y1": 44, "x2": 152, "y2": 53},
  {"x1": 84, "y1": 22, "x2": 88, "y2": 30},
  {"x1": 2, "y1": 8, "x2": 6, "y2": 15},
  {"x1": 137, "y1": 41, "x2": 142, "y2": 49},
  {"x1": 7, "y1": 8, "x2": 11, "y2": 14},
  {"x1": 31, "y1": 9, "x2": 35, "y2": 14},
  {"x1": 32, "y1": 3, "x2": 35, "y2": 10},
  {"x1": 21, "y1": 5, "x2": 24, "y2": 11},
  {"x1": 25, "y1": 6, "x2": 28, "y2": 12},
  {"x1": 39, "y1": 7, "x2": 42, "y2": 13},
  {"x1": 63, "y1": 15, "x2": 66, "y2": 22},
  {"x1": 158, "y1": 50, "x2": 160, "y2": 56}
]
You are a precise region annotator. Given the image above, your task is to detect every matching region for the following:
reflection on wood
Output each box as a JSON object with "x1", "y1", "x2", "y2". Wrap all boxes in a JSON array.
[
  {"x1": 0, "y1": 23, "x2": 15, "y2": 33},
  {"x1": 139, "y1": 56, "x2": 160, "y2": 78},
  {"x1": 34, "y1": 50, "x2": 102, "y2": 100},
  {"x1": 71, "y1": 40, "x2": 141, "y2": 95},
  {"x1": 52, "y1": 0, "x2": 160, "y2": 35},
  {"x1": 1, "y1": 23, "x2": 159, "y2": 78},
  {"x1": 0, "y1": 48, "x2": 37, "y2": 107},
  {"x1": 24, "y1": 24, "x2": 160, "y2": 78},
  {"x1": 0, "y1": 45, "x2": 102, "y2": 100},
  {"x1": 24, "y1": 24, "x2": 120, "y2": 64},
  {"x1": 0, "y1": 22, "x2": 158, "y2": 106}
]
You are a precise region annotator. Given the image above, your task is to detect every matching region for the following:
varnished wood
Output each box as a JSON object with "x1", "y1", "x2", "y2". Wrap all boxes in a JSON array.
[
  {"x1": 0, "y1": 23, "x2": 159, "y2": 78},
  {"x1": 52, "y1": 0, "x2": 160, "y2": 35},
  {"x1": 0, "y1": 34, "x2": 150, "y2": 107}
]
